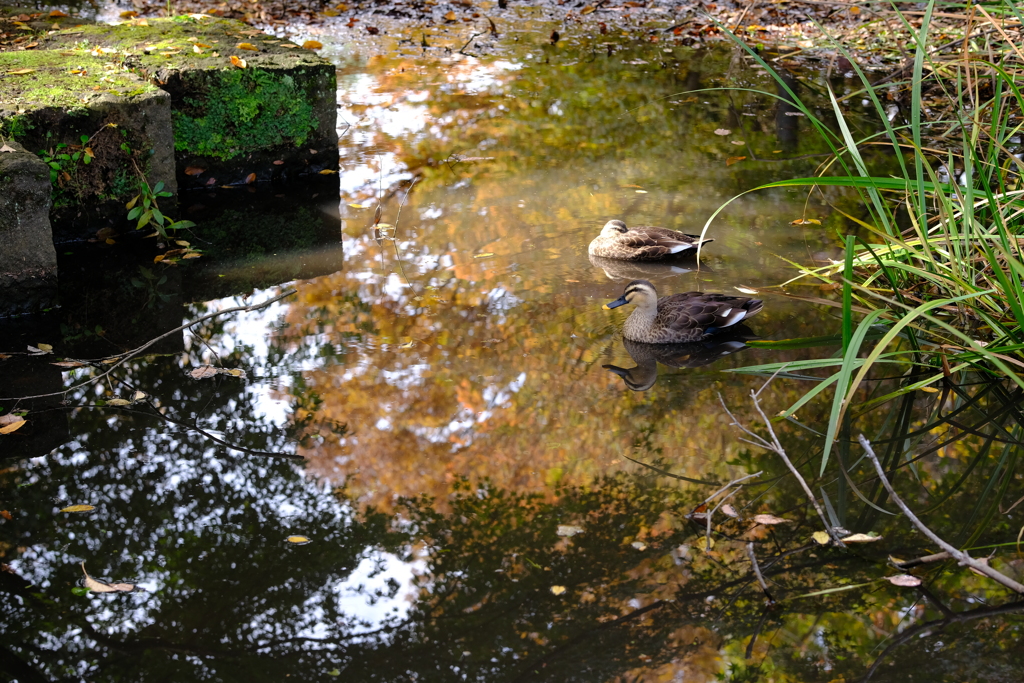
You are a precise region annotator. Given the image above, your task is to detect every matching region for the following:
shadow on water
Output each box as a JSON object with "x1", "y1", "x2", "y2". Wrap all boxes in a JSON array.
[{"x1": 2, "y1": 18, "x2": 1024, "y2": 683}]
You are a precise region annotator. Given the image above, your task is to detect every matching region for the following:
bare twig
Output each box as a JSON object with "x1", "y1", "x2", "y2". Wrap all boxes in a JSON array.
[
  {"x1": 892, "y1": 551, "x2": 952, "y2": 570},
  {"x1": 859, "y1": 434, "x2": 1024, "y2": 594},
  {"x1": 720, "y1": 391, "x2": 839, "y2": 541},
  {"x1": 390, "y1": 176, "x2": 418, "y2": 289},
  {"x1": 747, "y1": 541, "x2": 774, "y2": 602},
  {"x1": 4, "y1": 290, "x2": 296, "y2": 403}
]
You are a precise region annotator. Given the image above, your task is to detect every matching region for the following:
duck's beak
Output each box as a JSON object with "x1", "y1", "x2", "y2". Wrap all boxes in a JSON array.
[{"x1": 603, "y1": 295, "x2": 629, "y2": 310}]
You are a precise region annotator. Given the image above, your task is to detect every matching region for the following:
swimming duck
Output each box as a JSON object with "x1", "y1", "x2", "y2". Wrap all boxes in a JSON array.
[
  {"x1": 588, "y1": 220, "x2": 712, "y2": 261},
  {"x1": 603, "y1": 280, "x2": 763, "y2": 343}
]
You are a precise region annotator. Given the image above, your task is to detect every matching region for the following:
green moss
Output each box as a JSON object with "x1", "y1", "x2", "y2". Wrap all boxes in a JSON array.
[
  {"x1": 0, "y1": 51, "x2": 157, "y2": 111},
  {"x1": 171, "y1": 68, "x2": 316, "y2": 159}
]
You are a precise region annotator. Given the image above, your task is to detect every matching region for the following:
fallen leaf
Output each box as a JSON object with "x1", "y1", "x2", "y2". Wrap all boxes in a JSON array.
[
  {"x1": 323, "y1": 8, "x2": 339, "y2": 16},
  {"x1": 444, "y1": 10, "x2": 457, "y2": 20},
  {"x1": 812, "y1": 530, "x2": 830, "y2": 545},
  {"x1": 714, "y1": 128, "x2": 731, "y2": 136},
  {"x1": 841, "y1": 533, "x2": 883, "y2": 543},
  {"x1": 175, "y1": 240, "x2": 190, "y2": 247},
  {"x1": 474, "y1": 252, "x2": 494, "y2": 259},
  {"x1": 60, "y1": 504, "x2": 95, "y2": 513},
  {"x1": 273, "y1": 159, "x2": 284, "y2": 165},
  {"x1": 120, "y1": 10, "x2": 139, "y2": 17},
  {"x1": 6, "y1": 68, "x2": 35, "y2": 75},
  {"x1": 49, "y1": 9, "x2": 69, "y2": 16},
  {"x1": 318, "y1": 169, "x2": 337, "y2": 174},
  {"x1": 184, "y1": 166, "x2": 205, "y2": 176},
  {"x1": 550, "y1": 585, "x2": 566, "y2": 595},
  {"x1": 302, "y1": 40, "x2": 323, "y2": 50},
  {"x1": 36, "y1": 343, "x2": 53, "y2": 352},
  {"x1": 348, "y1": 202, "x2": 369, "y2": 209},
  {"x1": 752, "y1": 514, "x2": 790, "y2": 525},
  {"x1": 631, "y1": 541, "x2": 647, "y2": 550},
  {"x1": 51, "y1": 361, "x2": 85, "y2": 368},
  {"x1": 81, "y1": 562, "x2": 134, "y2": 593},
  {"x1": 790, "y1": 218, "x2": 822, "y2": 225},
  {"x1": 398, "y1": 341, "x2": 416, "y2": 349},
  {"x1": 131, "y1": 391, "x2": 148, "y2": 402},
  {"x1": 734, "y1": 286, "x2": 759, "y2": 294},
  {"x1": 0, "y1": 144, "x2": 16, "y2": 153},
  {"x1": 281, "y1": 43, "x2": 299, "y2": 48},
  {"x1": 919, "y1": 386, "x2": 939, "y2": 393},
  {"x1": 190, "y1": 366, "x2": 219, "y2": 380},
  {"x1": 237, "y1": 42, "x2": 259, "y2": 51},
  {"x1": 0, "y1": 417, "x2": 26, "y2": 435},
  {"x1": 0, "y1": 510, "x2": 11, "y2": 520},
  {"x1": 244, "y1": 172, "x2": 256, "y2": 184},
  {"x1": 557, "y1": 524, "x2": 584, "y2": 537},
  {"x1": 720, "y1": 504, "x2": 739, "y2": 518},
  {"x1": 726, "y1": 156, "x2": 747, "y2": 166},
  {"x1": 730, "y1": 140, "x2": 745, "y2": 145},
  {"x1": 581, "y1": 4, "x2": 595, "y2": 13},
  {"x1": 886, "y1": 574, "x2": 922, "y2": 587},
  {"x1": 223, "y1": 368, "x2": 246, "y2": 378},
  {"x1": 287, "y1": 535, "x2": 311, "y2": 544},
  {"x1": 230, "y1": 55, "x2": 247, "y2": 68},
  {"x1": 701, "y1": 537, "x2": 716, "y2": 551},
  {"x1": 106, "y1": 398, "x2": 131, "y2": 406}
]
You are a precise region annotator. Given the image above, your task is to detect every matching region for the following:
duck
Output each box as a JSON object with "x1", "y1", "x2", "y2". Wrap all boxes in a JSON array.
[
  {"x1": 604, "y1": 331, "x2": 756, "y2": 391},
  {"x1": 603, "y1": 280, "x2": 763, "y2": 343},
  {"x1": 588, "y1": 219, "x2": 712, "y2": 261}
]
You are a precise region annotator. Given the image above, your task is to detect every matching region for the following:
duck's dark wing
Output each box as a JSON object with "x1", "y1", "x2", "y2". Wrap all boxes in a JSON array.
[{"x1": 657, "y1": 293, "x2": 763, "y2": 332}]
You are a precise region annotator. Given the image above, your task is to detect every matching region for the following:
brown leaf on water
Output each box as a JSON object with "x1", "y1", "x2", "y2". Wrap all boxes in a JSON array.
[
  {"x1": 714, "y1": 128, "x2": 731, "y2": 136},
  {"x1": 237, "y1": 42, "x2": 259, "y2": 51},
  {"x1": 132, "y1": 391, "x2": 148, "y2": 402},
  {"x1": 886, "y1": 574, "x2": 922, "y2": 587},
  {"x1": 841, "y1": 533, "x2": 882, "y2": 543},
  {"x1": 790, "y1": 218, "x2": 822, "y2": 225},
  {"x1": 60, "y1": 504, "x2": 95, "y2": 513},
  {"x1": 106, "y1": 398, "x2": 131, "y2": 407},
  {"x1": 81, "y1": 562, "x2": 134, "y2": 593},
  {"x1": 51, "y1": 360, "x2": 86, "y2": 368},
  {"x1": 184, "y1": 166, "x2": 205, "y2": 176},
  {"x1": 752, "y1": 514, "x2": 790, "y2": 525},
  {"x1": 0, "y1": 416, "x2": 26, "y2": 435},
  {"x1": 726, "y1": 156, "x2": 747, "y2": 166},
  {"x1": 49, "y1": 9, "x2": 69, "y2": 16},
  {"x1": 720, "y1": 504, "x2": 739, "y2": 518},
  {"x1": 244, "y1": 172, "x2": 256, "y2": 184},
  {"x1": 0, "y1": 510, "x2": 11, "y2": 521},
  {"x1": 444, "y1": 10, "x2": 457, "y2": 20},
  {"x1": 273, "y1": 160, "x2": 284, "y2": 165},
  {"x1": 302, "y1": 40, "x2": 323, "y2": 50},
  {"x1": 190, "y1": 366, "x2": 219, "y2": 380}
]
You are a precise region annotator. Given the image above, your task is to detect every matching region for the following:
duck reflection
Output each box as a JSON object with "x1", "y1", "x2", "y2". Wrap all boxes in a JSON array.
[
  {"x1": 603, "y1": 326, "x2": 756, "y2": 391},
  {"x1": 589, "y1": 253, "x2": 708, "y2": 281}
]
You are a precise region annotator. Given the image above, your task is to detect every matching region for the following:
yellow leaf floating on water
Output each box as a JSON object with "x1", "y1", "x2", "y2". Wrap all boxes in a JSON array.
[
  {"x1": 60, "y1": 504, "x2": 95, "y2": 513},
  {"x1": 812, "y1": 530, "x2": 830, "y2": 545},
  {"x1": 81, "y1": 562, "x2": 134, "y2": 593},
  {"x1": 302, "y1": 40, "x2": 323, "y2": 50},
  {"x1": 287, "y1": 535, "x2": 311, "y2": 545},
  {"x1": 841, "y1": 533, "x2": 882, "y2": 543},
  {"x1": 550, "y1": 585, "x2": 566, "y2": 595},
  {"x1": 752, "y1": 514, "x2": 790, "y2": 525},
  {"x1": 319, "y1": 169, "x2": 337, "y2": 174},
  {"x1": 0, "y1": 417, "x2": 26, "y2": 435}
]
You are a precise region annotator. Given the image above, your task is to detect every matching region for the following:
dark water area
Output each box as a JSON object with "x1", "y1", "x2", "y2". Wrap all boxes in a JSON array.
[{"x1": 3, "y1": 14, "x2": 1024, "y2": 683}]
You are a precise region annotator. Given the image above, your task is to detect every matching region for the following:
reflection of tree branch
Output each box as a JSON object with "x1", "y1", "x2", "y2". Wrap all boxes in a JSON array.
[
  {"x1": 862, "y1": 599, "x2": 1024, "y2": 682},
  {"x1": 859, "y1": 434, "x2": 1024, "y2": 594},
  {"x1": 136, "y1": 403, "x2": 303, "y2": 461},
  {"x1": 5, "y1": 290, "x2": 296, "y2": 403}
]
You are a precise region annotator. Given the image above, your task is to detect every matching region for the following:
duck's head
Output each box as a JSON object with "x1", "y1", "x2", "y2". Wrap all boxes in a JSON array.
[
  {"x1": 603, "y1": 279, "x2": 658, "y2": 310},
  {"x1": 601, "y1": 219, "x2": 628, "y2": 235}
]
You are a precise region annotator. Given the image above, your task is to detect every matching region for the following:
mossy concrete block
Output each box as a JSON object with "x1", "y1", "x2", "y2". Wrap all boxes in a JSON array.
[
  {"x1": 0, "y1": 50, "x2": 176, "y2": 240},
  {"x1": 43, "y1": 16, "x2": 339, "y2": 187},
  {"x1": 0, "y1": 141, "x2": 57, "y2": 316}
]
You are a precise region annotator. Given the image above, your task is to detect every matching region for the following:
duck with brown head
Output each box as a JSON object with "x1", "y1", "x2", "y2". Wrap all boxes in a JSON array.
[
  {"x1": 603, "y1": 280, "x2": 763, "y2": 344},
  {"x1": 588, "y1": 220, "x2": 713, "y2": 261}
]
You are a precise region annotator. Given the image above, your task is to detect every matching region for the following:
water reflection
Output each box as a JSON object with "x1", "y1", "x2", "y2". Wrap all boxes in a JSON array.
[
  {"x1": 589, "y1": 253, "x2": 703, "y2": 282},
  {"x1": 604, "y1": 328, "x2": 756, "y2": 391}
]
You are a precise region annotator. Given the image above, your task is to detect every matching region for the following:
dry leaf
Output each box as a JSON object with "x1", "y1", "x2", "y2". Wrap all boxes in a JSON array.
[
  {"x1": 287, "y1": 535, "x2": 311, "y2": 544},
  {"x1": 752, "y1": 514, "x2": 790, "y2": 525},
  {"x1": 273, "y1": 159, "x2": 284, "y2": 165},
  {"x1": 474, "y1": 252, "x2": 494, "y2": 259},
  {"x1": 7, "y1": 68, "x2": 36, "y2": 75},
  {"x1": 230, "y1": 55, "x2": 247, "y2": 69},
  {"x1": 237, "y1": 42, "x2": 259, "y2": 51},
  {"x1": 919, "y1": 386, "x2": 939, "y2": 393},
  {"x1": 244, "y1": 172, "x2": 256, "y2": 184},
  {"x1": 714, "y1": 128, "x2": 731, "y2": 136},
  {"x1": 0, "y1": 510, "x2": 12, "y2": 520},
  {"x1": 81, "y1": 562, "x2": 134, "y2": 593},
  {"x1": 175, "y1": 240, "x2": 190, "y2": 247},
  {"x1": 812, "y1": 530, "x2": 830, "y2": 545},
  {"x1": 190, "y1": 366, "x2": 219, "y2": 380},
  {"x1": 51, "y1": 361, "x2": 86, "y2": 368},
  {"x1": 106, "y1": 398, "x2": 131, "y2": 406},
  {"x1": 557, "y1": 524, "x2": 583, "y2": 537},
  {"x1": 302, "y1": 40, "x2": 323, "y2": 49},
  {"x1": 0, "y1": 417, "x2": 26, "y2": 435},
  {"x1": 886, "y1": 574, "x2": 922, "y2": 587},
  {"x1": 131, "y1": 391, "x2": 148, "y2": 402},
  {"x1": 49, "y1": 9, "x2": 69, "y2": 16},
  {"x1": 60, "y1": 504, "x2": 95, "y2": 513},
  {"x1": 734, "y1": 286, "x2": 759, "y2": 294},
  {"x1": 790, "y1": 218, "x2": 822, "y2": 225},
  {"x1": 720, "y1": 504, "x2": 739, "y2": 518},
  {"x1": 581, "y1": 4, "x2": 595, "y2": 13},
  {"x1": 726, "y1": 156, "x2": 747, "y2": 166},
  {"x1": 444, "y1": 10, "x2": 457, "y2": 20},
  {"x1": 0, "y1": 144, "x2": 16, "y2": 153},
  {"x1": 550, "y1": 585, "x2": 566, "y2": 595},
  {"x1": 730, "y1": 140, "x2": 745, "y2": 145},
  {"x1": 318, "y1": 169, "x2": 337, "y2": 174},
  {"x1": 841, "y1": 533, "x2": 882, "y2": 543},
  {"x1": 223, "y1": 368, "x2": 247, "y2": 378},
  {"x1": 348, "y1": 203, "x2": 369, "y2": 209},
  {"x1": 184, "y1": 166, "x2": 205, "y2": 176},
  {"x1": 631, "y1": 541, "x2": 647, "y2": 551}
]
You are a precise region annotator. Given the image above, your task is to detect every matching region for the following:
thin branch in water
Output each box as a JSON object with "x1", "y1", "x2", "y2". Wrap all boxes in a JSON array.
[
  {"x1": 859, "y1": 433, "x2": 1024, "y2": 594},
  {"x1": 390, "y1": 176, "x2": 419, "y2": 290},
  {"x1": 747, "y1": 541, "x2": 774, "y2": 603}
]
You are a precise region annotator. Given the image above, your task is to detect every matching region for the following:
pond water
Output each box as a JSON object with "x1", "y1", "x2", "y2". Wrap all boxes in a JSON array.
[{"x1": 3, "y1": 13, "x2": 1024, "y2": 683}]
